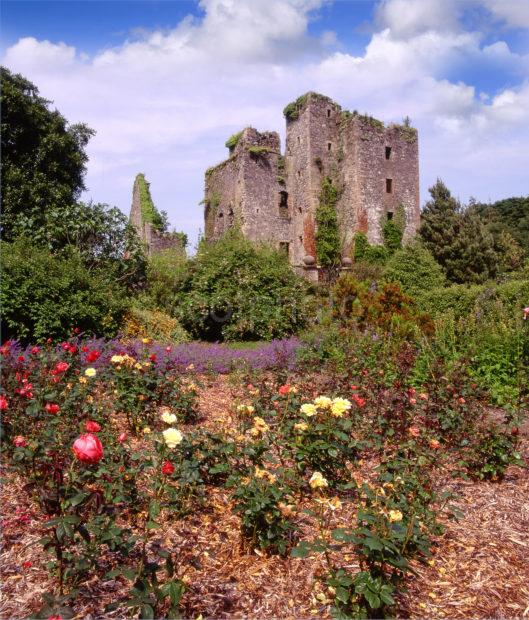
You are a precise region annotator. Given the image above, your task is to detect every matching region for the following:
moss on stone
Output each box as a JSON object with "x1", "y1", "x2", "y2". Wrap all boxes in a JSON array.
[
  {"x1": 225, "y1": 130, "x2": 244, "y2": 150},
  {"x1": 135, "y1": 173, "x2": 165, "y2": 232},
  {"x1": 283, "y1": 92, "x2": 338, "y2": 121},
  {"x1": 247, "y1": 145, "x2": 272, "y2": 156}
]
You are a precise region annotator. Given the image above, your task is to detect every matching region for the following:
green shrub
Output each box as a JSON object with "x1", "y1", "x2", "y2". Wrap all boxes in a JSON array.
[
  {"x1": 419, "y1": 278, "x2": 529, "y2": 319},
  {"x1": 382, "y1": 219, "x2": 403, "y2": 254},
  {"x1": 176, "y1": 229, "x2": 308, "y2": 341},
  {"x1": 0, "y1": 238, "x2": 128, "y2": 342},
  {"x1": 384, "y1": 243, "x2": 446, "y2": 299},
  {"x1": 143, "y1": 247, "x2": 188, "y2": 314},
  {"x1": 353, "y1": 232, "x2": 389, "y2": 265}
]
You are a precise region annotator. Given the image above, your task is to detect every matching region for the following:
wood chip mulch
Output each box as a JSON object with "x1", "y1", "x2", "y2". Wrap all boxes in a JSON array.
[{"x1": 1, "y1": 376, "x2": 528, "y2": 619}]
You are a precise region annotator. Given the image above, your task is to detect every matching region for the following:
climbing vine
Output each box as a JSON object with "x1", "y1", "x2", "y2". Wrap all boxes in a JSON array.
[{"x1": 315, "y1": 177, "x2": 341, "y2": 267}]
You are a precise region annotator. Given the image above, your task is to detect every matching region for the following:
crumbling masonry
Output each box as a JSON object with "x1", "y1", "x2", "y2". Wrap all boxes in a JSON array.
[{"x1": 204, "y1": 92, "x2": 420, "y2": 276}]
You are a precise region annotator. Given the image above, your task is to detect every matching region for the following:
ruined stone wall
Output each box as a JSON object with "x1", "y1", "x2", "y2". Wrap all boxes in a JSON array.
[
  {"x1": 129, "y1": 174, "x2": 185, "y2": 256},
  {"x1": 202, "y1": 92, "x2": 420, "y2": 272},
  {"x1": 205, "y1": 127, "x2": 290, "y2": 251}
]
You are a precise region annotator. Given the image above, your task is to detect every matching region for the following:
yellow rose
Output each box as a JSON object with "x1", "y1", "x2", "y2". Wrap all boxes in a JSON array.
[
  {"x1": 314, "y1": 396, "x2": 332, "y2": 409},
  {"x1": 143, "y1": 426, "x2": 152, "y2": 435},
  {"x1": 252, "y1": 416, "x2": 269, "y2": 433},
  {"x1": 300, "y1": 403, "x2": 317, "y2": 417},
  {"x1": 163, "y1": 427, "x2": 183, "y2": 448},
  {"x1": 142, "y1": 338, "x2": 150, "y2": 344},
  {"x1": 327, "y1": 496, "x2": 342, "y2": 511},
  {"x1": 330, "y1": 398, "x2": 352, "y2": 417},
  {"x1": 79, "y1": 376, "x2": 87, "y2": 384},
  {"x1": 309, "y1": 471, "x2": 329, "y2": 489},
  {"x1": 111, "y1": 355, "x2": 124, "y2": 364},
  {"x1": 389, "y1": 509, "x2": 403, "y2": 523},
  {"x1": 84, "y1": 367, "x2": 97, "y2": 378},
  {"x1": 161, "y1": 409, "x2": 177, "y2": 424},
  {"x1": 294, "y1": 422, "x2": 309, "y2": 432}
]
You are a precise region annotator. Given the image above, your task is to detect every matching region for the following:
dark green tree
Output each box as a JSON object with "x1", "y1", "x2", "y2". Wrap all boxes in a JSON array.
[
  {"x1": 419, "y1": 179, "x2": 498, "y2": 284},
  {"x1": 472, "y1": 196, "x2": 529, "y2": 256},
  {"x1": 0, "y1": 67, "x2": 94, "y2": 239}
]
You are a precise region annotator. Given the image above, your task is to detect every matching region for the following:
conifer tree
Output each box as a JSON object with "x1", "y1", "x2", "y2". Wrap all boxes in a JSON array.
[{"x1": 419, "y1": 179, "x2": 498, "y2": 284}]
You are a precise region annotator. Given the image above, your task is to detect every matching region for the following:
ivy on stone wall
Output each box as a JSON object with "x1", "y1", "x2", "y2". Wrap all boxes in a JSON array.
[
  {"x1": 135, "y1": 173, "x2": 166, "y2": 232},
  {"x1": 315, "y1": 177, "x2": 341, "y2": 267}
]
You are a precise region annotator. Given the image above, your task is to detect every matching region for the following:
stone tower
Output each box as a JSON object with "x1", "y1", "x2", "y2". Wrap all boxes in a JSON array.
[
  {"x1": 130, "y1": 173, "x2": 186, "y2": 256},
  {"x1": 204, "y1": 92, "x2": 420, "y2": 276}
]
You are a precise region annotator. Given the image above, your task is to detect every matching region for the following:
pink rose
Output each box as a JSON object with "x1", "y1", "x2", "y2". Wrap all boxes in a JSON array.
[
  {"x1": 118, "y1": 432, "x2": 128, "y2": 443},
  {"x1": 13, "y1": 436, "x2": 28, "y2": 448},
  {"x1": 72, "y1": 434, "x2": 103, "y2": 464}
]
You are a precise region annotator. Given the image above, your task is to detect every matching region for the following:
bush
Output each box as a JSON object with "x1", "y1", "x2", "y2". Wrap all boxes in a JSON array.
[
  {"x1": 353, "y1": 232, "x2": 389, "y2": 265},
  {"x1": 122, "y1": 306, "x2": 189, "y2": 344},
  {"x1": 176, "y1": 230, "x2": 308, "y2": 341},
  {"x1": 143, "y1": 247, "x2": 188, "y2": 314},
  {"x1": 419, "y1": 278, "x2": 529, "y2": 319},
  {"x1": 0, "y1": 238, "x2": 128, "y2": 342},
  {"x1": 384, "y1": 243, "x2": 446, "y2": 299}
]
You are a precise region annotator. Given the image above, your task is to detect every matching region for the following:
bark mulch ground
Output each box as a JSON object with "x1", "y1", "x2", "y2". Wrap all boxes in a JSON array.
[{"x1": 1, "y1": 376, "x2": 528, "y2": 619}]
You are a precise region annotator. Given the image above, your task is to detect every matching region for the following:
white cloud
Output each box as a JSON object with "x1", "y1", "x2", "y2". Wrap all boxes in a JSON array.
[
  {"x1": 482, "y1": 0, "x2": 529, "y2": 29},
  {"x1": 2, "y1": 0, "x2": 528, "y2": 245}
]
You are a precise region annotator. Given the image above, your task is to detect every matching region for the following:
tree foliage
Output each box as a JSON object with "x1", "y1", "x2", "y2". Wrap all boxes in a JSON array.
[
  {"x1": 473, "y1": 196, "x2": 529, "y2": 255},
  {"x1": 1, "y1": 238, "x2": 128, "y2": 343},
  {"x1": 0, "y1": 67, "x2": 94, "y2": 240},
  {"x1": 419, "y1": 179, "x2": 498, "y2": 284}
]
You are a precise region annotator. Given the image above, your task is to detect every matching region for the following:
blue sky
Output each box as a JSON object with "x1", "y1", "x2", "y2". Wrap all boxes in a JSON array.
[{"x1": 2, "y1": 0, "x2": 529, "y2": 246}]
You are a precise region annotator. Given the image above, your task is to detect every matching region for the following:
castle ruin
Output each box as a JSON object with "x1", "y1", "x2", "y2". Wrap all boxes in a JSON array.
[
  {"x1": 130, "y1": 173, "x2": 186, "y2": 256},
  {"x1": 204, "y1": 92, "x2": 419, "y2": 277}
]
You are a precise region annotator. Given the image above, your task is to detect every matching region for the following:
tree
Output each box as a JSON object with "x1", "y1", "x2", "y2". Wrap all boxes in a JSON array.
[
  {"x1": 0, "y1": 67, "x2": 94, "y2": 239},
  {"x1": 472, "y1": 196, "x2": 529, "y2": 256},
  {"x1": 384, "y1": 243, "x2": 446, "y2": 299},
  {"x1": 419, "y1": 179, "x2": 498, "y2": 284}
]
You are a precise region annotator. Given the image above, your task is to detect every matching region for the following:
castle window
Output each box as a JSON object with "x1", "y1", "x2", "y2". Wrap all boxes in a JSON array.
[
  {"x1": 385, "y1": 146, "x2": 392, "y2": 160},
  {"x1": 279, "y1": 191, "x2": 289, "y2": 217},
  {"x1": 386, "y1": 178, "x2": 393, "y2": 193},
  {"x1": 297, "y1": 170, "x2": 301, "y2": 178},
  {"x1": 279, "y1": 242, "x2": 290, "y2": 256},
  {"x1": 327, "y1": 142, "x2": 332, "y2": 151},
  {"x1": 218, "y1": 211, "x2": 223, "y2": 218},
  {"x1": 299, "y1": 235, "x2": 303, "y2": 244},
  {"x1": 297, "y1": 136, "x2": 300, "y2": 145},
  {"x1": 327, "y1": 109, "x2": 331, "y2": 118},
  {"x1": 387, "y1": 211, "x2": 394, "y2": 220}
]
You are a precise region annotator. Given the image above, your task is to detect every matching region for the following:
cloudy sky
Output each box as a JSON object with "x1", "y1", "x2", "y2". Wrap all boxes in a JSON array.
[{"x1": 3, "y1": 0, "x2": 529, "y2": 246}]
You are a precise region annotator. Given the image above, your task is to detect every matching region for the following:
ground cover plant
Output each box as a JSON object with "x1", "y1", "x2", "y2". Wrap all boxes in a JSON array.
[{"x1": 1, "y1": 299, "x2": 527, "y2": 618}]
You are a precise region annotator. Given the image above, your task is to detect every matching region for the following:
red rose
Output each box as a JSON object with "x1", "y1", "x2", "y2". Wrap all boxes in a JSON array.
[
  {"x1": 55, "y1": 361, "x2": 69, "y2": 374},
  {"x1": 13, "y1": 436, "x2": 28, "y2": 448},
  {"x1": 429, "y1": 439, "x2": 441, "y2": 449},
  {"x1": 48, "y1": 615, "x2": 62, "y2": 620},
  {"x1": 31, "y1": 346, "x2": 40, "y2": 355},
  {"x1": 118, "y1": 432, "x2": 128, "y2": 443},
  {"x1": 73, "y1": 327, "x2": 80, "y2": 334},
  {"x1": 0, "y1": 395, "x2": 7, "y2": 410},
  {"x1": 353, "y1": 394, "x2": 366, "y2": 407},
  {"x1": 409, "y1": 397, "x2": 417, "y2": 405},
  {"x1": 161, "y1": 460, "x2": 175, "y2": 475},
  {"x1": 45, "y1": 403, "x2": 60, "y2": 415},
  {"x1": 278, "y1": 384, "x2": 291, "y2": 395},
  {"x1": 458, "y1": 397, "x2": 466, "y2": 404},
  {"x1": 22, "y1": 561, "x2": 32, "y2": 568},
  {"x1": 149, "y1": 353, "x2": 157, "y2": 361},
  {"x1": 72, "y1": 434, "x2": 103, "y2": 464},
  {"x1": 86, "y1": 350, "x2": 100, "y2": 363},
  {"x1": 408, "y1": 426, "x2": 420, "y2": 438},
  {"x1": 350, "y1": 385, "x2": 358, "y2": 391},
  {"x1": 85, "y1": 420, "x2": 101, "y2": 432},
  {"x1": 18, "y1": 355, "x2": 26, "y2": 362}
]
